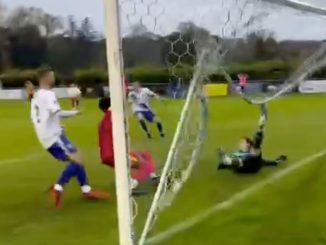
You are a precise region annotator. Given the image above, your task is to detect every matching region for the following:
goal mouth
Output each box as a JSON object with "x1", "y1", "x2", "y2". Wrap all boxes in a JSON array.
[{"x1": 107, "y1": 0, "x2": 326, "y2": 244}]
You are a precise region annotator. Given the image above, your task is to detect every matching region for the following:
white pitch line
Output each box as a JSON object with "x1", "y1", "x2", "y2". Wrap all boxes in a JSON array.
[
  {"x1": 0, "y1": 153, "x2": 44, "y2": 166},
  {"x1": 147, "y1": 149, "x2": 326, "y2": 245}
]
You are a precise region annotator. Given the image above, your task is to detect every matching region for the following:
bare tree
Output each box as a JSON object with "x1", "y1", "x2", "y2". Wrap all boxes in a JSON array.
[
  {"x1": 78, "y1": 17, "x2": 97, "y2": 41},
  {"x1": 6, "y1": 7, "x2": 62, "y2": 36},
  {"x1": 65, "y1": 15, "x2": 78, "y2": 38},
  {"x1": 128, "y1": 23, "x2": 148, "y2": 37},
  {"x1": 36, "y1": 12, "x2": 63, "y2": 37},
  {"x1": 0, "y1": 0, "x2": 5, "y2": 27},
  {"x1": 6, "y1": 7, "x2": 37, "y2": 30}
]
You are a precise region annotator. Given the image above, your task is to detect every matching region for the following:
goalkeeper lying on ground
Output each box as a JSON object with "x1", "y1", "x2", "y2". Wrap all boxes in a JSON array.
[{"x1": 217, "y1": 104, "x2": 287, "y2": 174}]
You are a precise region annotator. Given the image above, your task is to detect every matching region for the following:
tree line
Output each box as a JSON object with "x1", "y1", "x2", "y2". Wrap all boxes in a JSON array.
[{"x1": 0, "y1": 4, "x2": 323, "y2": 82}]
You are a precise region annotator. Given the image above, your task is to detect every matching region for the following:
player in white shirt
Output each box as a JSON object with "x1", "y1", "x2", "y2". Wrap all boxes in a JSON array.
[
  {"x1": 31, "y1": 67, "x2": 108, "y2": 208},
  {"x1": 128, "y1": 81, "x2": 165, "y2": 139},
  {"x1": 67, "y1": 83, "x2": 81, "y2": 109}
]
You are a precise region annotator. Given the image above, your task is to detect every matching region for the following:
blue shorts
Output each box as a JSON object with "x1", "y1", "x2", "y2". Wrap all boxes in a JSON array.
[
  {"x1": 47, "y1": 134, "x2": 77, "y2": 161},
  {"x1": 135, "y1": 103, "x2": 156, "y2": 122},
  {"x1": 136, "y1": 110, "x2": 155, "y2": 122}
]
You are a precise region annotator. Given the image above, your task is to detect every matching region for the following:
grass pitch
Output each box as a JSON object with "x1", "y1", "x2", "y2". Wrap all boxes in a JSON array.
[{"x1": 1, "y1": 95, "x2": 326, "y2": 245}]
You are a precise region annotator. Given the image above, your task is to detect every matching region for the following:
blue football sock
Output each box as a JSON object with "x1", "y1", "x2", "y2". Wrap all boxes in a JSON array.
[
  {"x1": 57, "y1": 163, "x2": 79, "y2": 186},
  {"x1": 74, "y1": 163, "x2": 89, "y2": 186}
]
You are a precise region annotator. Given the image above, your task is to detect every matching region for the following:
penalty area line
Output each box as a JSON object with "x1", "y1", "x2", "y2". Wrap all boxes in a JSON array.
[
  {"x1": 147, "y1": 149, "x2": 326, "y2": 244},
  {"x1": 0, "y1": 153, "x2": 44, "y2": 166}
]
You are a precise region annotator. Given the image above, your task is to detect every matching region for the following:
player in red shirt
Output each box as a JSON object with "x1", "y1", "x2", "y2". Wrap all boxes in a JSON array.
[
  {"x1": 98, "y1": 97, "x2": 159, "y2": 190},
  {"x1": 25, "y1": 80, "x2": 35, "y2": 101},
  {"x1": 238, "y1": 73, "x2": 248, "y2": 93},
  {"x1": 124, "y1": 77, "x2": 129, "y2": 96}
]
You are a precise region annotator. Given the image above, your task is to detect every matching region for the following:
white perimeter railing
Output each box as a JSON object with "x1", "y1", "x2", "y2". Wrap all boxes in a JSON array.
[{"x1": 0, "y1": 87, "x2": 71, "y2": 100}]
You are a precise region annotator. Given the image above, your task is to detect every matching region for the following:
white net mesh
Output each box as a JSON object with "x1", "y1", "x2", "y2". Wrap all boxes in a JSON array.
[
  {"x1": 116, "y1": 0, "x2": 326, "y2": 243},
  {"x1": 137, "y1": 50, "x2": 210, "y2": 244}
]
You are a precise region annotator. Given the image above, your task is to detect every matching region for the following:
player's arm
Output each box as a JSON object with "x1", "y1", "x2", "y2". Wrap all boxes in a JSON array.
[
  {"x1": 127, "y1": 91, "x2": 135, "y2": 104},
  {"x1": 252, "y1": 130, "x2": 264, "y2": 150},
  {"x1": 57, "y1": 110, "x2": 80, "y2": 118},
  {"x1": 146, "y1": 88, "x2": 162, "y2": 100},
  {"x1": 46, "y1": 92, "x2": 79, "y2": 118}
]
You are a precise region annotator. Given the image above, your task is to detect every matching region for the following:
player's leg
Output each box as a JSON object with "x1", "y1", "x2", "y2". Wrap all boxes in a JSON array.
[
  {"x1": 259, "y1": 103, "x2": 268, "y2": 129},
  {"x1": 252, "y1": 103, "x2": 268, "y2": 148},
  {"x1": 68, "y1": 152, "x2": 91, "y2": 192},
  {"x1": 262, "y1": 155, "x2": 287, "y2": 167},
  {"x1": 47, "y1": 143, "x2": 80, "y2": 207},
  {"x1": 55, "y1": 135, "x2": 89, "y2": 189},
  {"x1": 58, "y1": 135, "x2": 109, "y2": 200},
  {"x1": 142, "y1": 108, "x2": 164, "y2": 138},
  {"x1": 75, "y1": 97, "x2": 80, "y2": 108},
  {"x1": 71, "y1": 98, "x2": 75, "y2": 109},
  {"x1": 240, "y1": 85, "x2": 245, "y2": 93},
  {"x1": 153, "y1": 116, "x2": 165, "y2": 138},
  {"x1": 136, "y1": 112, "x2": 152, "y2": 138},
  {"x1": 67, "y1": 154, "x2": 109, "y2": 200},
  {"x1": 130, "y1": 151, "x2": 159, "y2": 182},
  {"x1": 129, "y1": 151, "x2": 159, "y2": 195}
]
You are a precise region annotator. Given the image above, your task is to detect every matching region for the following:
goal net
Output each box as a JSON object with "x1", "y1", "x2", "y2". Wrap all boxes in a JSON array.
[{"x1": 105, "y1": 0, "x2": 326, "y2": 244}]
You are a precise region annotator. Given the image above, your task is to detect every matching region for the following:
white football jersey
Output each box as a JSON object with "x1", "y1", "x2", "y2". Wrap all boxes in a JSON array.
[
  {"x1": 128, "y1": 87, "x2": 155, "y2": 112},
  {"x1": 31, "y1": 89, "x2": 62, "y2": 149},
  {"x1": 67, "y1": 87, "x2": 81, "y2": 98}
]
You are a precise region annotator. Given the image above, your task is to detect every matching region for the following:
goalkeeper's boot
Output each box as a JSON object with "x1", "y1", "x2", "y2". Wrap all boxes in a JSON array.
[
  {"x1": 49, "y1": 185, "x2": 63, "y2": 208},
  {"x1": 83, "y1": 190, "x2": 110, "y2": 200},
  {"x1": 217, "y1": 148, "x2": 228, "y2": 170}
]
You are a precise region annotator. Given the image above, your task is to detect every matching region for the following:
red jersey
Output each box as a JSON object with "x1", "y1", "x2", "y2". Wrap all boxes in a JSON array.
[
  {"x1": 99, "y1": 110, "x2": 157, "y2": 180},
  {"x1": 124, "y1": 78, "x2": 129, "y2": 95},
  {"x1": 99, "y1": 110, "x2": 115, "y2": 166}
]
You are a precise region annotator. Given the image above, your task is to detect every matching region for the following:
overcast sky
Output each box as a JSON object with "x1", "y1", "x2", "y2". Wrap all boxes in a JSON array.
[{"x1": 3, "y1": 0, "x2": 326, "y2": 40}]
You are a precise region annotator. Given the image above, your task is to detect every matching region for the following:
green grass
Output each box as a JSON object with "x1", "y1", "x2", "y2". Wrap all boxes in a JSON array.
[{"x1": 1, "y1": 95, "x2": 326, "y2": 245}]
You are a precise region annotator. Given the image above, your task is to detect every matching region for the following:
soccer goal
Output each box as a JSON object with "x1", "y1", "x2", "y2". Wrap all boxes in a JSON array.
[{"x1": 103, "y1": 0, "x2": 326, "y2": 244}]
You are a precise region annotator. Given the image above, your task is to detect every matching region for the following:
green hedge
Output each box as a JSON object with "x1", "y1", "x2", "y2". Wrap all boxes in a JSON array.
[
  {"x1": 0, "y1": 69, "x2": 66, "y2": 87},
  {"x1": 0, "y1": 69, "x2": 37, "y2": 87},
  {"x1": 1, "y1": 60, "x2": 326, "y2": 88},
  {"x1": 126, "y1": 66, "x2": 171, "y2": 84},
  {"x1": 227, "y1": 60, "x2": 293, "y2": 80},
  {"x1": 74, "y1": 68, "x2": 108, "y2": 87}
]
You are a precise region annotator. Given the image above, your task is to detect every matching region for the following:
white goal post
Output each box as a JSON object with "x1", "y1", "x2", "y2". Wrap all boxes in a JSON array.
[{"x1": 104, "y1": 0, "x2": 134, "y2": 245}]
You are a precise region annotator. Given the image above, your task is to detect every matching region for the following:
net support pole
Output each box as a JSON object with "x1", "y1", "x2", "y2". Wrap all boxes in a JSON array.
[{"x1": 103, "y1": 1, "x2": 133, "y2": 245}]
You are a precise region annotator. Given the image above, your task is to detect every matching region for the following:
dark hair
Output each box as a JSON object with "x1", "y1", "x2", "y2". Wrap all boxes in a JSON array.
[
  {"x1": 243, "y1": 137, "x2": 254, "y2": 147},
  {"x1": 36, "y1": 66, "x2": 53, "y2": 80},
  {"x1": 98, "y1": 97, "x2": 111, "y2": 111}
]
